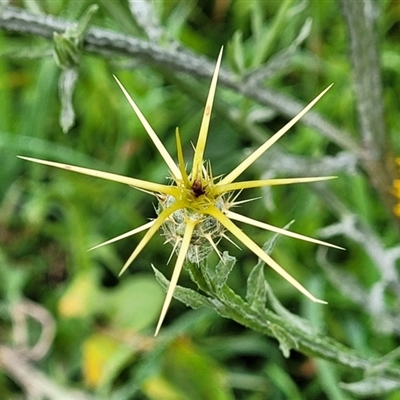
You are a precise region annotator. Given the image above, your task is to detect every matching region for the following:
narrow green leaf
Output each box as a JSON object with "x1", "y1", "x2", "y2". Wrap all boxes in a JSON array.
[
  {"x1": 186, "y1": 261, "x2": 212, "y2": 293},
  {"x1": 229, "y1": 30, "x2": 245, "y2": 74},
  {"x1": 264, "y1": 220, "x2": 295, "y2": 254},
  {"x1": 198, "y1": 259, "x2": 215, "y2": 292},
  {"x1": 315, "y1": 359, "x2": 351, "y2": 400},
  {"x1": 53, "y1": 33, "x2": 80, "y2": 69},
  {"x1": 218, "y1": 285, "x2": 247, "y2": 311},
  {"x1": 174, "y1": 285, "x2": 213, "y2": 310},
  {"x1": 213, "y1": 252, "x2": 236, "y2": 291},
  {"x1": 246, "y1": 261, "x2": 267, "y2": 312},
  {"x1": 74, "y1": 4, "x2": 99, "y2": 38},
  {"x1": 246, "y1": 221, "x2": 294, "y2": 312},
  {"x1": 264, "y1": 276, "x2": 315, "y2": 335},
  {"x1": 152, "y1": 266, "x2": 211, "y2": 310},
  {"x1": 266, "y1": 364, "x2": 303, "y2": 400}
]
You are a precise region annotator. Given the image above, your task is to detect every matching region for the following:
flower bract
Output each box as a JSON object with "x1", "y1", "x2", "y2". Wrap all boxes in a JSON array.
[{"x1": 19, "y1": 47, "x2": 342, "y2": 336}]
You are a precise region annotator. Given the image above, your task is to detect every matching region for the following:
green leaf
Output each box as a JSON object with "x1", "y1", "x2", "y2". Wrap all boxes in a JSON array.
[
  {"x1": 340, "y1": 377, "x2": 400, "y2": 397},
  {"x1": 74, "y1": 4, "x2": 99, "y2": 38},
  {"x1": 53, "y1": 33, "x2": 80, "y2": 69},
  {"x1": 251, "y1": 0, "x2": 294, "y2": 67},
  {"x1": 218, "y1": 284, "x2": 246, "y2": 309},
  {"x1": 153, "y1": 266, "x2": 212, "y2": 309},
  {"x1": 213, "y1": 252, "x2": 236, "y2": 291},
  {"x1": 246, "y1": 261, "x2": 267, "y2": 312},
  {"x1": 269, "y1": 322, "x2": 298, "y2": 358},
  {"x1": 246, "y1": 222, "x2": 294, "y2": 312},
  {"x1": 198, "y1": 259, "x2": 215, "y2": 292},
  {"x1": 265, "y1": 363, "x2": 303, "y2": 400},
  {"x1": 228, "y1": 30, "x2": 246, "y2": 75},
  {"x1": 264, "y1": 276, "x2": 315, "y2": 335},
  {"x1": 185, "y1": 260, "x2": 211, "y2": 293},
  {"x1": 52, "y1": 4, "x2": 99, "y2": 69}
]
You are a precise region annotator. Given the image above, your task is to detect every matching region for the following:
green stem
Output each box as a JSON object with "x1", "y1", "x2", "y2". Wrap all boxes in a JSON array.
[{"x1": 172, "y1": 262, "x2": 400, "y2": 380}]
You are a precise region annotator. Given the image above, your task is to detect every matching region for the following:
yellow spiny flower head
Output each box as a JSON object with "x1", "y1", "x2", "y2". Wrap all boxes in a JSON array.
[{"x1": 20, "y1": 48, "x2": 342, "y2": 336}]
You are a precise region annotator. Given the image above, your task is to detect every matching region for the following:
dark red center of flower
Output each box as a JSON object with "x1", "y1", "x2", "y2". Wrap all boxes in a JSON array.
[{"x1": 191, "y1": 179, "x2": 206, "y2": 197}]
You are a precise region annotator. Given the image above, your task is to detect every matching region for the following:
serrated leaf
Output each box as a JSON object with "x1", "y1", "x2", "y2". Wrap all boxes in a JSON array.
[
  {"x1": 218, "y1": 284, "x2": 247, "y2": 310},
  {"x1": 263, "y1": 276, "x2": 315, "y2": 335},
  {"x1": 270, "y1": 322, "x2": 298, "y2": 358},
  {"x1": 198, "y1": 259, "x2": 215, "y2": 291},
  {"x1": 153, "y1": 266, "x2": 211, "y2": 309},
  {"x1": 213, "y1": 252, "x2": 236, "y2": 291},
  {"x1": 175, "y1": 286, "x2": 212, "y2": 310},
  {"x1": 185, "y1": 261, "x2": 211, "y2": 293},
  {"x1": 246, "y1": 261, "x2": 267, "y2": 312}
]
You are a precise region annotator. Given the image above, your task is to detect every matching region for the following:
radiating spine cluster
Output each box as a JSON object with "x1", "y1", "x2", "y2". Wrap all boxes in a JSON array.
[{"x1": 19, "y1": 47, "x2": 343, "y2": 336}]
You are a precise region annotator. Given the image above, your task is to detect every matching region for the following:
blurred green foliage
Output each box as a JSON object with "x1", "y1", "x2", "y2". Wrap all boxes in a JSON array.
[{"x1": 1, "y1": 0, "x2": 400, "y2": 399}]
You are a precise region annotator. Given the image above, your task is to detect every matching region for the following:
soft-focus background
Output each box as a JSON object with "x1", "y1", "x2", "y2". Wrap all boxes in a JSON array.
[{"x1": 1, "y1": 1, "x2": 400, "y2": 399}]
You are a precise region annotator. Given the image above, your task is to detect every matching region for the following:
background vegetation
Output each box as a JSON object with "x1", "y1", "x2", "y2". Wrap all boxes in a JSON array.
[{"x1": 1, "y1": 0, "x2": 400, "y2": 399}]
